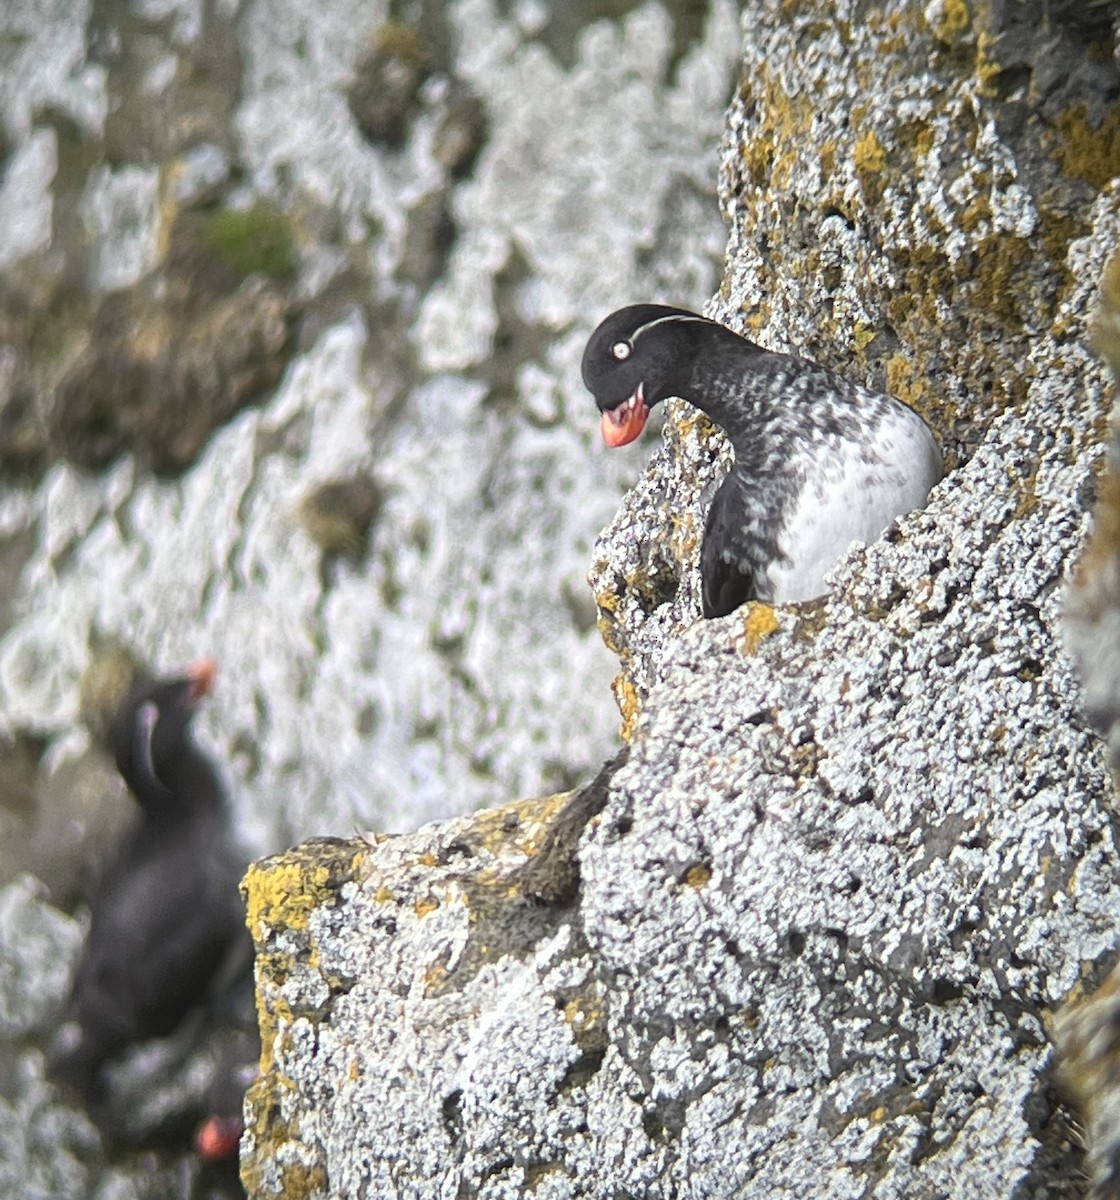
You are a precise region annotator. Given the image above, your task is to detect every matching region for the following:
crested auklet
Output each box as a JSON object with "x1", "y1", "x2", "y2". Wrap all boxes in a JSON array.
[
  {"x1": 583, "y1": 305, "x2": 943, "y2": 618},
  {"x1": 54, "y1": 659, "x2": 248, "y2": 1113}
]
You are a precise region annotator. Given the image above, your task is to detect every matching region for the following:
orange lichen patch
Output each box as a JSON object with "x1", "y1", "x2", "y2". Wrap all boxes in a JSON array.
[
  {"x1": 871, "y1": 1105, "x2": 889, "y2": 1124},
  {"x1": 684, "y1": 863, "x2": 713, "y2": 889},
  {"x1": 374, "y1": 885, "x2": 396, "y2": 904},
  {"x1": 414, "y1": 895, "x2": 441, "y2": 917},
  {"x1": 563, "y1": 997, "x2": 606, "y2": 1054},
  {"x1": 958, "y1": 189, "x2": 993, "y2": 234},
  {"x1": 742, "y1": 603, "x2": 781, "y2": 654},
  {"x1": 348, "y1": 1059, "x2": 361, "y2": 1082},
  {"x1": 1051, "y1": 103, "x2": 1120, "y2": 189},
  {"x1": 242, "y1": 842, "x2": 367, "y2": 1083},
  {"x1": 742, "y1": 305, "x2": 770, "y2": 334},
  {"x1": 251, "y1": 968, "x2": 293, "y2": 1074},
  {"x1": 742, "y1": 135, "x2": 774, "y2": 190},
  {"x1": 417, "y1": 852, "x2": 440, "y2": 868}
]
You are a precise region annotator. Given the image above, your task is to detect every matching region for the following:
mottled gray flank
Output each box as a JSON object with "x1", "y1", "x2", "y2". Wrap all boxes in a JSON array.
[{"x1": 244, "y1": 2, "x2": 1120, "y2": 1197}]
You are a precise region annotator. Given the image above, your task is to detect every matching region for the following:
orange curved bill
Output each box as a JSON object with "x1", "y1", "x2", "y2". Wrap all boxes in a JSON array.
[
  {"x1": 195, "y1": 1114, "x2": 243, "y2": 1161},
  {"x1": 600, "y1": 388, "x2": 650, "y2": 448}
]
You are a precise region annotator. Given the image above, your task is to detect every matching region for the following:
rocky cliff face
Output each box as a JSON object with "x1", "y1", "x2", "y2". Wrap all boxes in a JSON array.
[
  {"x1": 242, "y1": 2, "x2": 1120, "y2": 1197},
  {"x1": 0, "y1": 1, "x2": 739, "y2": 1196}
]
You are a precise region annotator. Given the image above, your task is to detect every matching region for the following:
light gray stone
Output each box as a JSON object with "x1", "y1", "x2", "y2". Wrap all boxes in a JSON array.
[{"x1": 0, "y1": 874, "x2": 82, "y2": 1038}]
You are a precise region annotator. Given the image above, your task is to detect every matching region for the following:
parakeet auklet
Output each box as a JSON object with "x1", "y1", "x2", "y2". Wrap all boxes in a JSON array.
[
  {"x1": 583, "y1": 305, "x2": 943, "y2": 618},
  {"x1": 54, "y1": 659, "x2": 249, "y2": 1113}
]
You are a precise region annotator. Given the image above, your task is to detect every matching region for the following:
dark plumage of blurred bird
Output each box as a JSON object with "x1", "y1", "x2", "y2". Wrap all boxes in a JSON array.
[
  {"x1": 583, "y1": 304, "x2": 943, "y2": 618},
  {"x1": 53, "y1": 659, "x2": 249, "y2": 1118}
]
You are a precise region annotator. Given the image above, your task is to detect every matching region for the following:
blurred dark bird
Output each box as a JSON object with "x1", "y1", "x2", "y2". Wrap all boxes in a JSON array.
[
  {"x1": 194, "y1": 1026, "x2": 259, "y2": 1167},
  {"x1": 53, "y1": 659, "x2": 249, "y2": 1114},
  {"x1": 583, "y1": 304, "x2": 943, "y2": 618}
]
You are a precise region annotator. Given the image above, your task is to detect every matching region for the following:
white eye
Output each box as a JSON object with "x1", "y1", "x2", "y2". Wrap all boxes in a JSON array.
[{"x1": 611, "y1": 341, "x2": 631, "y2": 361}]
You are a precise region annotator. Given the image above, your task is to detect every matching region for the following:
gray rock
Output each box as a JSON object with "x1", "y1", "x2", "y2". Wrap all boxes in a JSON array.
[
  {"x1": 0, "y1": 874, "x2": 82, "y2": 1038},
  {"x1": 0, "y1": 1, "x2": 741, "y2": 1196},
  {"x1": 241, "y1": 2, "x2": 1120, "y2": 1196}
]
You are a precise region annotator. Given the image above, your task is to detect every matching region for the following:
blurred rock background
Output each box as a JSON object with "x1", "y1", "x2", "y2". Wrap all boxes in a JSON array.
[{"x1": 0, "y1": 0, "x2": 740, "y2": 1195}]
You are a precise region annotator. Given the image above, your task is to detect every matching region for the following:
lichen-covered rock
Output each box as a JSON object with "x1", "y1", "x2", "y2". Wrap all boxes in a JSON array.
[
  {"x1": 242, "y1": 2, "x2": 1120, "y2": 1196},
  {"x1": 0, "y1": 1, "x2": 740, "y2": 1196}
]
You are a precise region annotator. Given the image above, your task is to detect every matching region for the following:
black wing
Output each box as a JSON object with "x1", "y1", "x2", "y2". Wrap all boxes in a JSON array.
[{"x1": 700, "y1": 473, "x2": 763, "y2": 619}]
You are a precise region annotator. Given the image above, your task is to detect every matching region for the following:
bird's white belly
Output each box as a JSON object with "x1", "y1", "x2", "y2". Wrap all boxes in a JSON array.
[{"x1": 765, "y1": 415, "x2": 942, "y2": 604}]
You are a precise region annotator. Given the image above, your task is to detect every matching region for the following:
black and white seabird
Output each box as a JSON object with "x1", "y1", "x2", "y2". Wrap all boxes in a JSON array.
[
  {"x1": 54, "y1": 659, "x2": 249, "y2": 1113},
  {"x1": 582, "y1": 304, "x2": 943, "y2": 618}
]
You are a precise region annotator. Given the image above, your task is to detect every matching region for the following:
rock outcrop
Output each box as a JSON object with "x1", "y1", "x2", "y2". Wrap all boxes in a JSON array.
[
  {"x1": 0, "y1": 2, "x2": 741, "y2": 1197},
  {"x1": 243, "y1": 2, "x2": 1120, "y2": 1196}
]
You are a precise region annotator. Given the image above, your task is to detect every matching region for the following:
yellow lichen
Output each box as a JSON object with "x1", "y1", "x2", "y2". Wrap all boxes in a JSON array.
[
  {"x1": 974, "y1": 30, "x2": 1002, "y2": 96},
  {"x1": 595, "y1": 587, "x2": 621, "y2": 614},
  {"x1": 595, "y1": 610, "x2": 625, "y2": 656},
  {"x1": 884, "y1": 353, "x2": 930, "y2": 411},
  {"x1": 423, "y1": 961, "x2": 450, "y2": 994},
  {"x1": 913, "y1": 124, "x2": 936, "y2": 159},
  {"x1": 279, "y1": 1163, "x2": 327, "y2": 1198},
  {"x1": 613, "y1": 672, "x2": 641, "y2": 742},
  {"x1": 853, "y1": 323, "x2": 877, "y2": 352},
  {"x1": 854, "y1": 129, "x2": 887, "y2": 175},
  {"x1": 563, "y1": 997, "x2": 602, "y2": 1033},
  {"x1": 415, "y1": 895, "x2": 440, "y2": 916},
  {"x1": 819, "y1": 139, "x2": 837, "y2": 181},
  {"x1": 685, "y1": 863, "x2": 713, "y2": 888},
  {"x1": 243, "y1": 860, "x2": 333, "y2": 943},
  {"x1": 741, "y1": 70, "x2": 819, "y2": 193},
  {"x1": 853, "y1": 129, "x2": 889, "y2": 204},
  {"x1": 742, "y1": 603, "x2": 780, "y2": 654},
  {"x1": 929, "y1": 0, "x2": 970, "y2": 44},
  {"x1": 1052, "y1": 102, "x2": 1120, "y2": 189}
]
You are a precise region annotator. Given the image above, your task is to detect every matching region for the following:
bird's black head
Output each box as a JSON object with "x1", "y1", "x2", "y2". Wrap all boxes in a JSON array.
[
  {"x1": 581, "y1": 305, "x2": 718, "y2": 446},
  {"x1": 109, "y1": 659, "x2": 218, "y2": 814}
]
